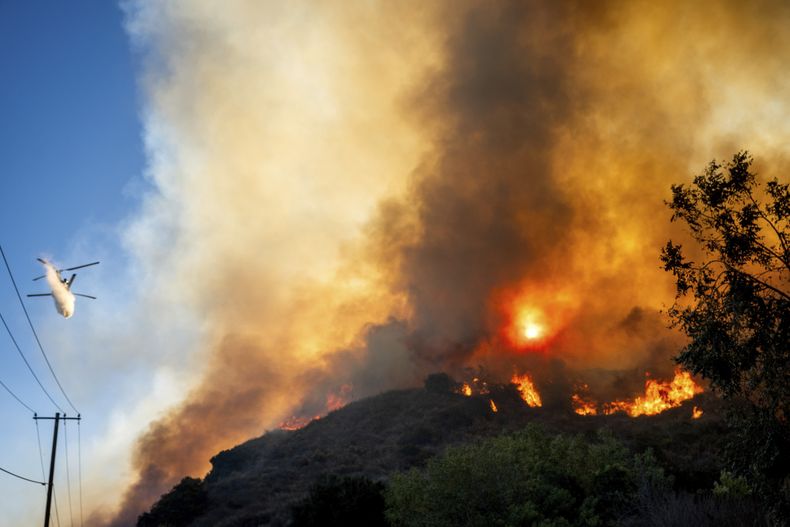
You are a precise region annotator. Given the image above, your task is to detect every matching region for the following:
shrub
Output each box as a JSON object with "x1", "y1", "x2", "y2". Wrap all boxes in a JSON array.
[{"x1": 385, "y1": 426, "x2": 667, "y2": 527}]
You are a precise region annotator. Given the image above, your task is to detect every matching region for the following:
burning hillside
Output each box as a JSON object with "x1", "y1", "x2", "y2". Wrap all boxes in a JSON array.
[
  {"x1": 100, "y1": 0, "x2": 790, "y2": 524},
  {"x1": 139, "y1": 379, "x2": 723, "y2": 526}
]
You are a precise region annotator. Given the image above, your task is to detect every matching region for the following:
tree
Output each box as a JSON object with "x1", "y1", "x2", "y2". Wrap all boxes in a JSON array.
[
  {"x1": 137, "y1": 477, "x2": 208, "y2": 527},
  {"x1": 291, "y1": 475, "x2": 388, "y2": 527},
  {"x1": 661, "y1": 151, "x2": 789, "y2": 511}
]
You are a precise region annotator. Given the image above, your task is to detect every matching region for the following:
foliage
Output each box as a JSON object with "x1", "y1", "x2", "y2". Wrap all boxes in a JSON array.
[
  {"x1": 662, "y1": 151, "x2": 788, "y2": 414},
  {"x1": 385, "y1": 426, "x2": 668, "y2": 527},
  {"x1": 661, "y1": 151, "x2": 790, "y2": 514},
  {"x1": 137, "y1": 477, "x2": 208, "y2": 527},
  {"x1": 290, "y1": 475, "x2": 388, "y2": 527},
  {"x1": 713, "y1": 470, "x2": 751, "y2": 498},
  {"x1": 625, "y1": 484, "x2": 769, "y2": 527}
]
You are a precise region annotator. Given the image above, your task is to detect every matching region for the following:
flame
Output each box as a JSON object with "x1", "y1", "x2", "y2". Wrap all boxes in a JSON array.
[
  {"x1": 490, "y1": 399, "x2": 498, "y2": 413},
  {"x1": 692, "y1": 406, "x2": 703, "y2": 419},
  {"x1": 278, "y1": 415, "x2": 318, "y2": 431},
  {"x1": 279, "y1": 384, "x2": 353, "y2": 430},
  {"x1": 603, "y1": 369, "x2": 703, "y2": 417},
  {"x1": 326, "y1": 383, "x2": 353, "y2": 411},
  {"x1": 571, "y1": 394, "x2": 598, "y2": 415},
  {"x1": 461, "y1": 383, "x2": 472, "y2": 396},
  {"x1": 512, "y1": 373, "x2": 542, "y2": 407}
]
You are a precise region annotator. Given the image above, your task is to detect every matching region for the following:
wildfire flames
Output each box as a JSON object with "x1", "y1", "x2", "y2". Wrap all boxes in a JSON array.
[
  {"x1": 571, "y1": 394, "x2": 598, "y2": 416},
  {"x1": 490, "y1": 399, "x2": 498, "y2": 413},
  {"x1": 692, "y1": 406, "x2": 703, "y2": 419},
  {"x1": 279, "y1": 384, "x2": 353, "y2": 430},
  {"x1": 461, "y1": 383, "x2": 472, "y2": 397},
  {"x1": 569, "y1": 370, "x2": 702, "y2": 418},
  {"x1": 512, "y1": 373, "x2": 542, "y2": 407}
]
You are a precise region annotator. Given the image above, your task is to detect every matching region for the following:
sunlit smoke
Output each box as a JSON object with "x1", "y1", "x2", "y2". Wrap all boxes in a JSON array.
[{"x1": 96, "y1": 0, "x2": 790, "y2": 523}]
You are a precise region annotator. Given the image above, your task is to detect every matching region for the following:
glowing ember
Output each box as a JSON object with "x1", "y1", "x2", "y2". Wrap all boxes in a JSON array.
[
  {"x1": 603, "y1": 369, "x2": 703, "y2": 417},
  {"x1": 692, "y1": 406, "x2": 703, "y2": 419},
  {"x1": 571, "y1": 394, "x2": 598, "y2": 415},
  {"x1": 512, "y1": 373, "x2": 542, "y2": 407},
  {"x1": 490, "y1": 399, "x2": 498, "y2": 412},
  {"x1": 461, "y1": 383, "x2": 472, "y2": 396}
]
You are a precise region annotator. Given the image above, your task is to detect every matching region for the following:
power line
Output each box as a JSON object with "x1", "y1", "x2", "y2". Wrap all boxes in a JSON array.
[
  {"x1": 0, "y1": 465, "x2": 46, "y2": 486},
  {"x1": 0, "y1": 311, "x2": 63, "y2": 412},
  {"x1": 0, "y1": 245, "x2": 78, "y2": 413},
  {"x1": 0, "y1": 376, "x2": 36, "y2": 413}
]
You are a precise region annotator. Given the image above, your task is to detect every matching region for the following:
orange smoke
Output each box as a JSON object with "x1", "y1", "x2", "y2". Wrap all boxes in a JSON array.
[
  {"x1": 602, "y1": 370, "x2": 703, "y2": 417},
  {"x1": 511, "y1": 373, "x2": 542, "y2": 407}
]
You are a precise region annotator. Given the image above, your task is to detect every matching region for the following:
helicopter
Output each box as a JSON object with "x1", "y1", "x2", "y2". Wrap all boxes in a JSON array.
[{"x1": 26, "y1": 258, "x2": 99, "y2": 318}]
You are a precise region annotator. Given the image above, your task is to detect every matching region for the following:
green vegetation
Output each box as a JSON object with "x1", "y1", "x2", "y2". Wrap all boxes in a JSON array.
[
  {"x1": 662, "y1": 151, "x2": 789, "y2": 516},
  {"x1": 385, "y1": 426, "x2": 666, "y2": 527}
]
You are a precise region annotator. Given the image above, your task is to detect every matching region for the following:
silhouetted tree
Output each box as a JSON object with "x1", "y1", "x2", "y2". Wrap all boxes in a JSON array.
[
  {"x1": 661, "y1": 151, "x2": 789, "y2": 514},
  {"x1": 291, "y1": 475, "x2": 388, "y2": 527},
  {"x1": 137, "y1": 477, "x2": 208, "y2": 527},
  {"x1": 423, "y1": 372, "x2": 459, "y2": 394}
]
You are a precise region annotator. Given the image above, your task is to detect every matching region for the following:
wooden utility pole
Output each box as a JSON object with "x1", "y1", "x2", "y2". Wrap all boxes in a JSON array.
[{"x1": 34, "y1": 413, "x2": 81, "y2": 527}]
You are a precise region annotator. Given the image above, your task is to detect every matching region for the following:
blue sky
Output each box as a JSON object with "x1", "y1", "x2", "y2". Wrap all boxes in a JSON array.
[{"x1": 0, "y1": 2, "x2": 145, "y2": 523}]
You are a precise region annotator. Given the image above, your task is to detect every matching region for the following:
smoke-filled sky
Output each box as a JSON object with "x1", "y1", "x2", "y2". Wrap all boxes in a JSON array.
[{"x1": 2, "y1": 1, "x2": 790, "y2": 525}]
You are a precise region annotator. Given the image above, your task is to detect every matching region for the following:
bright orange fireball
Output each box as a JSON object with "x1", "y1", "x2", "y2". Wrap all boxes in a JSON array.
[{"x1": 523, "y1": 322, "x2": 543, "y2": 340}]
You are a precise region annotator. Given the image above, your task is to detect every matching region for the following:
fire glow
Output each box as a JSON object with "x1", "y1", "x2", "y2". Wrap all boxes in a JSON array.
[
  {"x1": 492, "y1": 284, "x2": 579, "y2": 352},
  {"x1": 571, "y1": 394, "x2": 598, "y2": 416},
  {"x1": 279, "y1": 384, "x2": 354, "y2": 430},
  {"x1": 570, "y1": 370, "x2": 703, "y2": 417},
  {"x1": 512, "y1": 373, "x2": 542, "y2": 407},
  {"x1": 523, "y1": 322, "x2": 543, "y2": 341}
]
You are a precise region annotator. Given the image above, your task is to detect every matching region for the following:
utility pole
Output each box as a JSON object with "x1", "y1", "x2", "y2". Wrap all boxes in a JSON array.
[{"x1": 34, "y1": 413, "x2": 81, "y2": 527}]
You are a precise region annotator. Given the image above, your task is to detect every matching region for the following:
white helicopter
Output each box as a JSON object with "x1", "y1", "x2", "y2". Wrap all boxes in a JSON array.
[{"x1": 27, "y1": 258, "x2": 99, "y2": 318}]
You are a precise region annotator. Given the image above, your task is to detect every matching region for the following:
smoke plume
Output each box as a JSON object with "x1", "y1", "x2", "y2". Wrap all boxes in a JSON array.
[{"x1": 99, "y1": 0, "x2": 790, "y2": 523}]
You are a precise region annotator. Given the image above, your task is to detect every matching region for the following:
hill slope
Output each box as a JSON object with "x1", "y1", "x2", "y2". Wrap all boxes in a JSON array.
[{"x1": 141, "y1": 382, "x2": 727, "y2": 526}]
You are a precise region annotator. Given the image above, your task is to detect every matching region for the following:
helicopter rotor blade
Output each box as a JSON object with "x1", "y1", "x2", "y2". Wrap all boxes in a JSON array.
[
  {"x1": 32, "y1": 274, "x2": 47, "y2": 281},
  {"x1": 62, "y1": 261, "x2": 100, "y2": 272},
  {"x1": 73, "y1": 293, "x2": 96, "y2": 300},
  {"x1": 27, "y1": 293, "x2": 53, "y2": 297}
]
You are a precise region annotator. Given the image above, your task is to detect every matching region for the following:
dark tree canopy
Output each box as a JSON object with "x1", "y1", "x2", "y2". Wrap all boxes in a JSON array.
[
  {"x1": 291, "y1": 475, "x2": 388, "y2": 527},
  {"x1": 661, "y1": 151, "x2": 789, "y2": 512},
  {"x1": 662, "y1": 151, "x2": 788, "y2": 418},
  {"x1": 137, "y1": 477, "x2": 207, "y2": 527}
]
